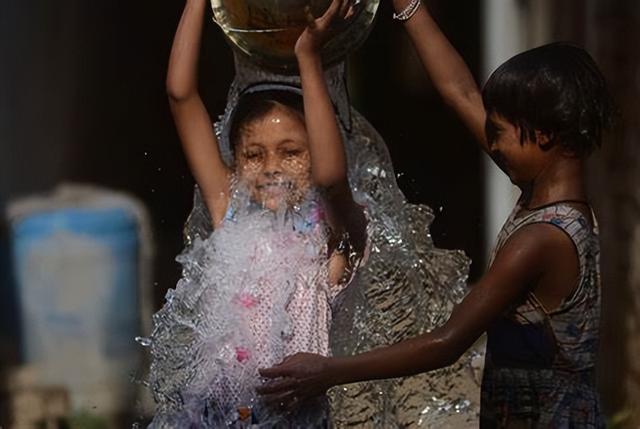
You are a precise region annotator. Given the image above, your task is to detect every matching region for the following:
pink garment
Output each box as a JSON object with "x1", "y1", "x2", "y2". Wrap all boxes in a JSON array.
[
  {"x1": 201, "y1": 199, "x2": 347, "y2": 410},
  {"x1": 147, "y1": 194, "x2": 354, "y2": 427}
]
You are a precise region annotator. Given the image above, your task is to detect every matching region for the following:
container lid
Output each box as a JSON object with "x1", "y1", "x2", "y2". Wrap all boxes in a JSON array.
[{"x1": 8, "y1": 184, "x2": 144, "y2": 237}]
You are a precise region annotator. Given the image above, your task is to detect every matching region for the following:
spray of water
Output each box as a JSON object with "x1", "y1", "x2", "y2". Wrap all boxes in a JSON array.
[{"x1": 140, "y1": 55, "x2": 481, "y2": 427}]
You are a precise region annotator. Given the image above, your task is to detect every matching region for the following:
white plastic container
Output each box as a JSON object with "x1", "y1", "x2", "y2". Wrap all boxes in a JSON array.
[{"x1": 8, "y1": 184, "x2": 153, "y2": 416}]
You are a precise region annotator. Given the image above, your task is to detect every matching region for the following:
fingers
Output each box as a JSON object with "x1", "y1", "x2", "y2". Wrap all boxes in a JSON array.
[
  {"x1": 317, "y1": 0, "x2": 345, "y2": 29},
  {"x1": 341, "y1": 0, "x2": 362, "y2": 21},
  {"x1": 261, "y1": 388, "x2": 311, "y2": 414},
  {"x1": 345, "y1": 2, "x2": 358, "y2": 21},
  {"x1": 262, "y1": 390, "x2": 295, "y2": 410},
  {"x1": 325, "y1": 0, "x2": 344, "y2": 21},
  {"x1": 323, "y1": 0, "x2": 360, "y2": 28},
  {"x1": 280, "y1": 354, "x2": 298, "y2": 364},
  {"x1": 339, "y1": 0, "x2": 351, "y2": 19},
  {"x1": 259, "y1": 352, "x2": 304, "y2": 379},
  {"x1": 283, "y1": 393, "x2": 308, "y2": 414},
  {"x1": 259, "y1": 365, "x2": 291, "y2": 379},
  {"x1": 256, "y1": 377, "x2": 300, "y2": 395}
]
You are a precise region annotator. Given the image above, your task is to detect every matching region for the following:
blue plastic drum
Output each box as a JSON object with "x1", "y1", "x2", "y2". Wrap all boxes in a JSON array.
[{"x1": 10, "y1": 200, "x2": 143, "y2": 413}]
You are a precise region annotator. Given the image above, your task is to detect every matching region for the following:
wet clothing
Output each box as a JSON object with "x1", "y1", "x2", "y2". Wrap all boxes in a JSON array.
[{"x1": 480, "y1": 202, "x2": 604, "y2": 428}]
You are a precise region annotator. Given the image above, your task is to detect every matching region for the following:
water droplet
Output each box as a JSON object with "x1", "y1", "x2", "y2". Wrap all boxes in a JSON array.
[{"x1": 136, "y1": 336, "x2": 152, "y2": 347}]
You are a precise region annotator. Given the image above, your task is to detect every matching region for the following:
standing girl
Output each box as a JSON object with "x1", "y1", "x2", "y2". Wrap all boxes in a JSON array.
[
  {"x1": 144, "y1": 0, "x2": 365, "y2": 427},
  {"x1": 259, "y1": 1, "x2": 613, "y2": 427}
]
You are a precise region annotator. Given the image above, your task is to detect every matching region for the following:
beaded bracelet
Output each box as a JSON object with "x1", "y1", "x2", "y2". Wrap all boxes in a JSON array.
[{"x1": 392, "y1": 0, "x2": 422, "y2": 22}]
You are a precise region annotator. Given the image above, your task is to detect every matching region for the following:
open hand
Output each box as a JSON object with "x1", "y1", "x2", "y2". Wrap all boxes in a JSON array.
[
  {"x1": 257, "y1": 352, "x2": 337, "y2": 411},
  {"x1": 294, "y1": 0, "x2": 359, "y2": 56}
]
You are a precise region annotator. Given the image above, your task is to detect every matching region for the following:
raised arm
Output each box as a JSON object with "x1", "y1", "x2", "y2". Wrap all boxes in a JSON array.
[
  {"x1": 294, "y1": 0, "x2": 349, "y2": 190},
  {"x1": 294, "y1": 0, "x2": 367, "y2": 252},
  {"x1": 392, "y1": 0, "x2": 489, "y2": 152},
  {"x1": 167, "y1": 0, "x2": 231, "y2": 226}
]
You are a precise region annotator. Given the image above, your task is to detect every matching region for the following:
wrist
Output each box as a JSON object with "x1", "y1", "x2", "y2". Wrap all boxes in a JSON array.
[
  {"x1": 295, "y1": 44, "x2": 321, "y2": 60},
  {"x1": 391, "y1": 0, "x2": 411, "y2": 11},
  {"x1": 326, "y1": 356, "x2": 352, "y2": 387},
  {"x1": 295, "y1": 48, "x2": 322, "y2": 69},
  {"x1": 392, "y1": 0, "x2": 423, "y2": 22}
]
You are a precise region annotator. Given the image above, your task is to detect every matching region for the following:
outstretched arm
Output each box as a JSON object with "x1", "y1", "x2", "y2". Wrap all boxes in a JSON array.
[
  {"x1": 167, "y1": 0, "x2": 231, "y2": 226},
  {"x1": 295, "y1": 0, "x2": 367, "y2": 254},
  {"x1": 258, "y1": 224, "x2": 565, "y2": 404},
  {"x1": 392, "y1": 0, "x2": 489, "y2": 152}
]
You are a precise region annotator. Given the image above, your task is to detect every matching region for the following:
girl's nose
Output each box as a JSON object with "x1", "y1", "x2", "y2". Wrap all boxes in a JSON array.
[{"x1": 262, "y1": 153, "x2": 282, "y2": 177}]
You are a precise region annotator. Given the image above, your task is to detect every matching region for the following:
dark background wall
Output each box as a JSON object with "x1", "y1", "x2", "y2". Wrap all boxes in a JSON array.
[
  {"x1": 551, "y1": 1, "x2": 640, "y2": 424},
  {"x1": 0, "y1": 4, "x2": 484, "y2": 421},
  {"x1": 3, "y1": 0, "x2": 640, "y2": 426},
  {"x1": 351, "y1": 0, "x2": 485, "y2": 275},
  {"x1": 0, "y1": 0, "x2": 484, "y2": 319}
]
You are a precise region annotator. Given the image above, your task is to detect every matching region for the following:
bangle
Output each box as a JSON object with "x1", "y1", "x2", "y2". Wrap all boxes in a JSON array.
[{"x1": 392, "y1": 0, "x2": 422, "y2": 22}]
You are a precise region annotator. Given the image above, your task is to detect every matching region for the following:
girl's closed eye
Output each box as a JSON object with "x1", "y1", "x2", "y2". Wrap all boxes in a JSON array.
[
  {"x1": 279, "y1": 143, "x2": 304, "y2": 158},
  {"x1": 283, "y1": 148, "x2": 302, "y2": 157},
  {"x1": 243, "y1": 148, "x2": 263, "y2": 161}
]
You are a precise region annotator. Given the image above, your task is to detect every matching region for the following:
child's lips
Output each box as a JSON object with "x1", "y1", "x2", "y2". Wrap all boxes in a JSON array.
[{"x1": 257, "y1": 182, "x2": 292, "y2": 194}]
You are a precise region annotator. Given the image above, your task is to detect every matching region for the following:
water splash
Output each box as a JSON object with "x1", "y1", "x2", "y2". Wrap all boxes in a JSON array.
[
  {"x1": 145, "y1": 54, "x2": 481, "y2": 427},
  {"x1": 147, "y1": 184, "x2": 337, "y2": 427},
  {"x1": 327, "y1": 112, "x2": 479, "y2": 427}
]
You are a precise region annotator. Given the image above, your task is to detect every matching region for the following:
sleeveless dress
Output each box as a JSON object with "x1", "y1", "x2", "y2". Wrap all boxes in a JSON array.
[
  {"x1": 480, "y1": 202, "x2": 604, "y2": 428},
  {"x1": 146, "y1": 191, "x2": 349, "y2": 428}
]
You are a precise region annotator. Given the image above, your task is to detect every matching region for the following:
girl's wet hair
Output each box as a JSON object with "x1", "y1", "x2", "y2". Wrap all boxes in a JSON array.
[
  {"x1": 229, "y1": 89, "x2": 305, "y2": 155},
  {"x1": 483, "y1": 42, "x2": 614, "y2": 156}
]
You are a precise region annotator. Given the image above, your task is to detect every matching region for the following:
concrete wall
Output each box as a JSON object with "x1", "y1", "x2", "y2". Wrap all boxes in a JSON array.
[{"x1": 552, "y1": 0, "x2": 640, "y2": 424}]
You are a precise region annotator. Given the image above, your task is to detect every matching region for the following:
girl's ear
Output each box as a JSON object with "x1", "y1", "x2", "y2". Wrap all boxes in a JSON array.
[{"x1": 534, "y1": 130, "x2": 553, "y2": 150}]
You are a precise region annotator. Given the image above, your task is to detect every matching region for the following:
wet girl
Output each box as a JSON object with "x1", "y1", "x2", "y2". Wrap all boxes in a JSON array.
[
  {"x1": 144, "y1": 0, "x2": 365, "y2": 426},
  {"x1": 259, "y1": 1, "x2": 613, "y2": 427}
]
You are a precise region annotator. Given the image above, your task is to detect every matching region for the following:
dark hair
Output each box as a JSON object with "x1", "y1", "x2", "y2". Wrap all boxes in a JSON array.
[
  {"x1": 482, "y1": 42, "x2": 614, "y2": 156},
  {"x1": 229, "y1": 89, "x2": 305, "y2": 155}
]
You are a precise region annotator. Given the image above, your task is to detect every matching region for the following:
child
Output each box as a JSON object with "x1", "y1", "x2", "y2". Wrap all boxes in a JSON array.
[
  {"x1": 259, "y1": 1, "x2": 613, "y2": 428},
  {"x1": 143, "y1": 0, "x2": 365, "y2": 426}
]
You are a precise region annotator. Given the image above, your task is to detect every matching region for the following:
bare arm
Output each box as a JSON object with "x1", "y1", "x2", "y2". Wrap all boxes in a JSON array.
[
  {"x1": 167, "y1": 0, "x2": 231, "y2": 226},
  {"x1": 294, "y1": 3, "x2": 347, "y2": 189},
  {"x1": 326, "y1": 227, "x2": 544, "y2": 382},
  {"x1": 295, "y1": 0, "x2": 367, "y2": 253},
  {"x1": 392, "y1": 0, "x2": 489, "y2": 152},
  {"x1": 258, "y1": 224, "x2": 565, "y2": 401}
]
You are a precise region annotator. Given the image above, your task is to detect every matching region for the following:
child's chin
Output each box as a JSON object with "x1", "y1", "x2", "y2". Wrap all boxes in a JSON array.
[
  {"x1": 261, "y1": 196, "x2": 289, "y2": 211},
  {"x1": 508, "y1": 172, "x2": 530, "y2": 187}
]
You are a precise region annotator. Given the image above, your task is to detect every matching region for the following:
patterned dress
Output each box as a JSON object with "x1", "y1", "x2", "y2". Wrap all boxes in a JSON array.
[
  {"x1": 480, "y1": 202, "x2": 604, "y2": 428},
  {"x1": 147, "y1": 192, "x2": 351, "y2": 428}
]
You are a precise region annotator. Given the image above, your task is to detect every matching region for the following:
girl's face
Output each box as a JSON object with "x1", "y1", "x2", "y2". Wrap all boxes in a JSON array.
[
  {"x1": 486, "y1": 113, "x2": 548, "y2": 186},
  {"x1": 235, "y1": 104, "x2": 312, "y2": 210}
]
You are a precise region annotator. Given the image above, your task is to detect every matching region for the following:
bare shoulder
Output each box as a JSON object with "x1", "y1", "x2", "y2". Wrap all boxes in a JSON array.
[
  {"x1": 496, "y1": 222, "x2": 576, "y2": 266},
  {"x1": 487, "y1": 222, "x2": 577, "y2": 292}
]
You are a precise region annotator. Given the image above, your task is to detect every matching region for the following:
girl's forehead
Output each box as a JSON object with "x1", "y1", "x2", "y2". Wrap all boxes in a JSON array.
[
  {"x1": 237, "y1": 113, "x2": 307, "y2": 147},
  {"x1": 256, "y1": 104, "x2": 303, "y2": 125}
]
